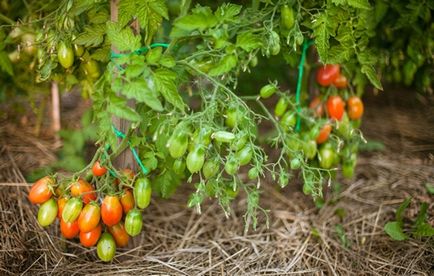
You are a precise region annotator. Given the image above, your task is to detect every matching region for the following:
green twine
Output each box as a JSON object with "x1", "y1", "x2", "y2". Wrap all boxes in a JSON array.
[{"x1": 295, "y1": 39, "x2": 314, "y2": 133}]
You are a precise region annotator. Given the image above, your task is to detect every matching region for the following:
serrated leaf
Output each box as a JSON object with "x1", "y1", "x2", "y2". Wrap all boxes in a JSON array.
[
  {"x1": 0, "y1": 51, "x2": 13, "y2": 75},
  {"x1": 159, "y1": 55, "x2": 176, "y2": 68},
  {"x1": 108, "y1": 95, "x2": 141, "y2": 122},
  {"x1": 347, "y1": 0, "x2": 371, "y2": 10},
  {"x1": 173, "y1": 6, "x2": 217, "y2": 31},
  {"x1": 106, "y1": 22, "x2": 141, "y2": 52},
  {"x1": 152, "y1": 169, "x2": 181, "y2": 198},
  {"x1": 149, "y1": 0, "x2": 168, "y2": 19},
  {"x1": 384, "y1": 221, "x2": 408, "y2": 241},
  {"x1": 236, "y1": 32, "x2": 263, "y2": 52},
  {"x1": 122, "y1": 79, "x2": 163, "y2": 111},
  {"x1": 153, "y1": 68, "x2": 185, "y2": 111},
  {"x1": 91, "y1": 47, "x2": 110, "y2": 62},
  {"x1": 361, "y1": 64, "x2": 383, "y2": 90},
  {"x1": 313, "y1": 13, "x2": 330, "y2": 63},
  {"x1": 125, "y1": 64, "x2": 145, "y2": 79},
  {"x1": 146, "y1": 47, "x2": 163, "y2": 64},
  {"x1": 215, "y1": 3, "x2": 241, "y2": 22},
  {"x1": 141, "y1": 151, "x2": 158, "y2": 171},
  {"x1": 208, "y1": 54, "x2": 237, "y2": 76},
  {"x1": 75, "y1": 25, "x2": 106, "y2": 47}
]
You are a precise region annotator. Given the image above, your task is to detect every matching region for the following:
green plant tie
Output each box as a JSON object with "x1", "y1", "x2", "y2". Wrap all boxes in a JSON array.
[
  {"x1": 110, "y1": 125, "x2": 149, "y2": 175},
  {"x1": 295, "y1": 39, "x2": 314, "y2": 132}
]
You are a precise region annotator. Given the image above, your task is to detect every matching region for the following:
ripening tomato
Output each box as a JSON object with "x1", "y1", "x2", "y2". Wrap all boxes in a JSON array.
[
  {"x1": 316, "y1": 64, "x2": 340, "y2": 86},
  {"x1": 168, "y1": 132, "x2": 189, "y2": 159},
  {"x1": 29, "y1": 176, "x2": 54, "y2": 204},
  {"x1": 37, "y1": 198, "x2": 58, "y2": 227},
  {"x1": 97, "y1": 232, "x2": 116, "y2": 262},
  {"x1": 347, "y1": 96, "x2": 364, "y2": 120},
  {"x1": 120, "y1": 189, "x2": 135, "y2": 214},
  {"x1": 62, "y1": 197, "x2": 83, "y2": 223},
  {"x1": 57, "y1": 197, "x2": 68, "y2": 218},
  {"x1": 60, "y1": 218, "x2": 79, "y2": 239},
  {"x1": 80, "y1": 224, "x2": 102, "y2": 247},
  {"x1": 134, "y1": 178, "x2": 152, "y2": 209},
  {"x1": 92, "y1": 161, "x2": 107, "y2": 177},
  {"x1": 186, "y1": 146, "x2": 205, "y2": 173},
  {"x1": 309, "y1": 97, "x2": 324, "y2": 117},
  {"x1": 326, "y1": 95, "x2": 345, "y2": 121},
  {"x1": 333, "y1": 74, "x2": 348, "y2": 88},
  {"x1": 57, "y1": 42, "x2": 74, "y2": 69},
  {"x1": 108, "y1": 223, "x2": 129, "y2": 247},
  {"x1": 70, "y1": 179, "x2": 96, "y2": 204},
  {"x1": 316, "y1": 124, "x2": 332, "y2": 144},
  {"x1": 125, "y1": 209, "x2": 143, "y2": 237},
  {"x1": 78, "y1": 203, "x2": 101, "y2": 233},
  {"x1": 101, "y1": 196, "x2": 122, "y2": 227}
]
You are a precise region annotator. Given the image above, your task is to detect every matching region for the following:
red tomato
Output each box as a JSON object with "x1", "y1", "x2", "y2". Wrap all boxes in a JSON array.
[
  {"x1": 60, "y1": 218, "x2": 80, "y2": 239},
  {"x1": 326, "y1": 95, "x2": 345, "y2": 121},
  {"x1": 101, "y1": 195, "x2": 122, "y2": 227},
  {"x1": 316, "y1": 64, "x2": 340, "y2": 86},
  {"x1": 80, "y1": 224, "x2": 102, "y2": 247},
  {"x1": 70, "y1": 179, "x2": 97, "y2": 204},
  {"x1": 28, "y1": 176, "x2": 54, "y2": 204},
  {"x1": 347, "y1": 96, "x2": 364, "y2": 120},
  {"x1": 333, "y1": 74, "x2": 348, "y2": 88},
  {"x1": 108, "y1": 223, "x2": 129, "y2": 247},
  {"x1": 92, "y1": 161, "x2": 107, "y2": 177},
  {"x1": 309, "y1": 96, "x2": 324, "y2": 117},
  {"x1": 78, "y1": 203, "x2": 101, "y2": 233},
  {"x1": 316, "y1": 124, "x2": 332, "y2": 144},
  {"x1": 57, "y1": 197, "x2": 68, "y2": 218},
  {"x1": 120, "y1": 189, "x2": 135, "y2": 214}
]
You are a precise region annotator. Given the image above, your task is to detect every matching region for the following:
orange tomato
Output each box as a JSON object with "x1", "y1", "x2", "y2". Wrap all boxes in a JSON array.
[
  {"x1": 92, "y1": 161, "x2": 107, "y2": 177},
  {"x1": 101, "y1": 196, "x2": 122, "y2": 227},
  {"x1": 347, "y1": 96, "x2": 364, "y2": 120},
  {"x1": 60, "y1": 218, "x2": 80, "y2": 239},
  {"x1": 70, "y1": 179, "x2": 97, "y2": 204},
  {"x1": 316, "y1": 124, "x2": 332, "y2": 144},
  {"x1": 80, "y1": 224, "x2": 102, "y2": 247},
  {"x1": 78, "y1": 203, "x2": 101, "y2": 233},
  {"x1": 108, "y1": 223, "x2": 129, "y2": 247},
  {"x1": 326, "y1": 95, "x2": 345, "y2": 121},
  {"x1": 309, "y1": 96, "x2": 324, "y2": 117},
  {"x1": 333, "y1": 74, "x2": 348, "y2": 88},
  {"x1": 57, "y1": 197, "x2": 68, "y2": 218},
  {"x1": 28, "y1": 176, "x2": 54, "y2": 204},
  {"x1": 120, "y1": 189, "x2": 135, "y2": 214}
]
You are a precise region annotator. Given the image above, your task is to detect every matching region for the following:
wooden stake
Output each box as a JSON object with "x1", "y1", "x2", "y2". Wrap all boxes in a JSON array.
[{"x1": 51, "y1": 81, "x2": 61, "y2": 143}]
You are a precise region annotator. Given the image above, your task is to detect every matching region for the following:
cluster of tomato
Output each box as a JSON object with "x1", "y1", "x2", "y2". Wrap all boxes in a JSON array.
[{"x1": 28, "y1": 162, "x2": 151, "y2": 262}]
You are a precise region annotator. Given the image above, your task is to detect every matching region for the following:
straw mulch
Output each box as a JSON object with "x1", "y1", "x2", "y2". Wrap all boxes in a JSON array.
[{"x1": 0, "y1": 88, "x2": 433, "y2": 275}]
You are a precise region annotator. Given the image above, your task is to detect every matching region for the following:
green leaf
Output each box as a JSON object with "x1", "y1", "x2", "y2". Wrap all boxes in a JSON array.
[
  {"x1": 152, "y1": 169, "x2": 181, "y2": 198},
  {"x1": 153, "y1": 68, "x2": 185, "y2": 111},
  {"x1": 141, "y1": 151, "x2": 158, "y2": 171},
  {"x1": 122, "y1": 79, "x2": 163, "y2": 111},
  {"x1": 384, "y1": 221, "x2": 408, "y2": 241},
  {"x1": 173, "y1": 6, "x2": 217, "y2": 31},
  {"x1": 0, "y1": 51, "x2": 13, "y2": 75},
  {"x1": 159, "y1": 55, "x2": 176, "y2": 68},
  {"x1": 125, "y1": 64, "x2": 145, "y2": 79},
  {"x1": 215, "y1": 3, "x2": 241, "y2": 22},
  {"x1": 74, "y1": 25, "x2": 106, "y2": 47},
  {"x1": 361, "y1": 64, "x2": 383, "y2": 90},
  {"x1": 332, "y1": 0, "x2": 371, "y2": 9},
  {"x1": 236, "y1": 32, "x2": 263, "y2": 52},
  {"x1": 91, "y1": 47, "x2": 110, "y2": 62},
  {"x1": 396, "y1": 197, "x2": 411, "y2": 222},
  {"x1": 106, "y1": 22, "x2": 141, "y2": 52},
  {"x1": 335, "y1": 224, "x2": 351, "y2": 248},
  {"x1": 413, "y1": 223, "x2": 434, "y2": 238},
  {"x1": 146, "y1": 47, "x2": 163, "y2": 64},
  {"x1": 312, "y1": 13, "x2": 330, "y2": 62},
  {"x1": 414, "y1": 203, "x2": 428, "y2": 228},
  {"x1": 108, "y1": 95, "x2": 141, "y2": 122},
  {"x1": 208, "y1": 54, "x2": 237, "y2": 76},
  {"x1": 425, "y1": 183, "x2": 434, "y2": 195},
  {"x1": 149, "y1": 0, "x2": 169, "y2": 20}
]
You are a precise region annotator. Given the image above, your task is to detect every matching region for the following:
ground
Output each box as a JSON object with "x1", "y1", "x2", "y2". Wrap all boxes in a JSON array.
[{"x1": 0, "y1": 87, "x2": 433, "y2": 275}]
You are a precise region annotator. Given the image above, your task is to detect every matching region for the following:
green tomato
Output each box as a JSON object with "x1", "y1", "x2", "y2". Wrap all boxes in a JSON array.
[
  {"x1": 124, "y1": 209, "x2": 143, "y2": 237},
  {"x1": 302, "y1": 140, "x2": 317, "y2": 160},
  {"x1": 286, "y1": 135, "x2": 301, "y2": 152},
  {"x1": 318, "y1": 146, "x2": 335, "y2": 169},
  {"x1": 134, "y1": 178, "x2": 152, "y2": 209},
  {"x1": 97, "y1": 233, "x2": 116, "y2": 262},
  {"x1": 62, "y1": 197, "x2": 83, "y2": 223},
  {"x1": 231, "y1": 132, "x2": 248, "y2": 151},
  {"x1": 260, "y1": 84, "x2": 277, "y2": 99},
  {"x1": 274, "y1": 97, "x2": 289, "y2": 117},
  {"x1": 342, "y1": 162, "x2": 355, "y2": 179},
  {"x1": 73, "y1": 44, "x2": 84, "y2": 57},
  {"x1": 250, "y1": 56, "x2": 258, "y2": 67},
  {"x1": 57, "y1": 42, "x2": 74, "y2": 69},
  {"x1": 202, "y1": 159, "x2": 220, "y2": 179},
  {"x1": 168, "y1": 132, "x2": 188, "y2": 158},
  {"x1": 248, "y1": 167, "x2": 259, "y2": 180},
  {"x1": 236, "y1": 146, "x2": 253, "y2": 166},
  {"x1": 278, "y1": 171, "x2": 290, "y2": 188},
  {"x1": 224, "y1": 158, "x2": 239, "y2": 175},
  {"x1": 290, "y1": 157, "x2": 301, "y2": 170},
  {"x1": 173, "y1": 159, "x2": 186, "y2": 175},
  {"x1": 83, "y1": 59, "x2": 100, "y2": 79},
  {"x1": 281, "y1": 5, "x2": 295, "y2": 29},
  {"x1": 225, "y1": 185, "x2": 239, "y2": 199},
  {"x1": 225, "y1": 108, "x2": 241, "y2": 129},
  {"x1": 336, "y1": 113, "x2": 352, "y2": 140},
  {"x1": 37, "y1": 198, "x2": 58, "y2": 227},
  {"x1": 271, "y1": 43, "x2": 280, "y2": 56},
  {"x1": 186, "y1": 146, "x2": 205, "y2": 173},
  {"x1": 280, "y1": 112, "x2": 296, "y2": 131},
  {"x1": 212, "y1": 131, "x2": 235, "y2": 143}
]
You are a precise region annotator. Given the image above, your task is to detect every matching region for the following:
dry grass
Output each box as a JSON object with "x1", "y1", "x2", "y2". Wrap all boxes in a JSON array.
[{"x1": 0, "y1": 89, "x2": 433, "y2": 275}]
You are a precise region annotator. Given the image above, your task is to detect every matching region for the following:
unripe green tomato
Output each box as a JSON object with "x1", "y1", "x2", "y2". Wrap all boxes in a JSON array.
[
  {"x1": 278, "y1": 172, "x2": 290, "y2": 188},
  {"x1": 236, "y1": 146, "x2": 253, "y2": 166},
  {"x1": 186, "y1": 147, "x2": 205, "y2": 173},
  {"x1": 73, "y1": 44, "x2": 84, "y2": 57},
  {"x1": 62, "y1": 197, "x2": 83, "y2": 223},
  {"x1": 134, "y1": 178, "x2": 152, "y2": 209},
  {"x1": 290, "y1": 158, "x2": 301, "y2": 170},
  {"x1": 280, "y1": 112, "x2": 296, "y2": 131},
  {"x1": 248, "y1": 167, "x2": 259, "y2": 180},
  {"x1": 225, "y1": 108, "x2": 241, "y2": 129},
  {"x1": 302, "y1": 140, "x2": 317, "y2": 160},
  {"x1": 212, "y1": 131, "x2": 235, "y2": 143},
  {"x1": 173, "y1": 159, "x2": 186, "y2": 175},
  {"x1": 281, "y1": 5, "x2": 295, "y2": 29},
  {"x1": 83, "y1": 59, "x2": 100, "y2": 79},
  {"x1": 168, "y1": 132, "x2": 188, "y2": 158},
  {"x1": 318, "y1": 146, "x2": 335, "y2": 169},
  {"x1": 97, "y1": 232, "x2": 116, "y2": 262},
  {"x1": 336, "y1": 113, "x2": 352, "y2": 140},
  {"x1": 250, "y1": 56, "x2": 258, "y2": 67},
  {"x1": 22, "y1": 33, "x2": 36, "y2": 55},
  {"x1": 342, "y1": 161, "x2": 355, "y2": 179},
  {"x1": 202, "y1": 159, "x2": 220, "y2": 179},
  {"x1": 57, "y1": 42, "x2": 74, "y2": 68},
  {"x1": 37, "y1": 198, "x2": 58, "y2": 227},
  {"x1": 224, "y1": 158, "x2": 239, "y2": 175},
  {"x1": 274, "y1": 97, "x2": 289, "y2": 117},
  {"x1": 260, "y1": 84, "x2": 277, "y2": 99},
  {"x1": 225, "y1": 186, "x2": 239, "y2": 199},
  {"x1": 231, "y1": 132, "x2": 248, "y2": 151},
  {"x1": 271, "y1": 43, "x2": 280, "y2": 56},
  {"x1": 124, "y1": 209, "x2": 143, "y2": 236}
]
